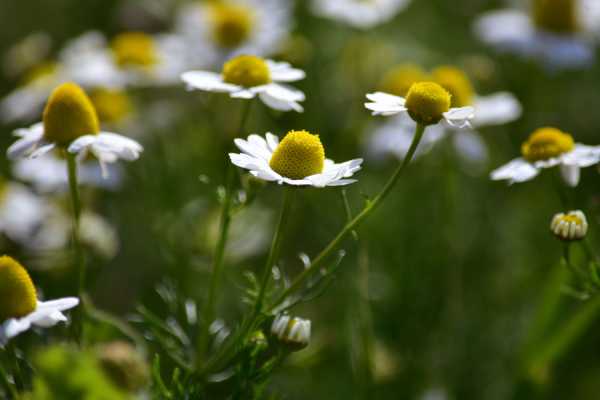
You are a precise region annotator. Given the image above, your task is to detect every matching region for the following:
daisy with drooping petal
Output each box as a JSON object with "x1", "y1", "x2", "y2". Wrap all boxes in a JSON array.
[
  {"x1": 367, "y1": 65, "x2": 520, "y2": 167},
  {"x1": 311, "y1": 0, "x2": 412, "y2": 29},
  {"x1": 491, "y1": 127, "x2": 600, "y2": 186},
  {"x1": 229, "y1": 130, "x2": 363, "y2": 187},
  {"x1": 7, "y1": 82, "x2": 143, "y2": 177},
  {"x1": 473, "y1": 0, "x2": 600, "y2": 70},
  {"x1": 0, "y1": 255, "x2": 78, "y2": 346},
  {"x1": 182, "y1": 54, "x2": 306, "y2": 112},
  {"x1": 175, "y1": 0, "x2": 292, "y2": 67},
  {"x1": 365, "y1": 81, "x2": 475, "y2": 128}
]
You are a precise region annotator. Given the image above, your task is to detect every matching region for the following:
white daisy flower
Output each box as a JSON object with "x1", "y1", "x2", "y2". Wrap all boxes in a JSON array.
[
  {"x1": 59, "y1": 30, "x2": 189, "y2": 88},
  {"x1": 182, "y1": 55, "x2": 306, "y2": 112},
  {"x1": 551, "y1": 210, "x2": 588, "y2": 241},
  {"x1": 473, "y1": 0, "x2": 600, "y2": 70},
  {"x1": 0, "y1": 182, "x2": 49, "y2": 245},
  {"x1": 491, "y1": 127, "x2": 600, "y2": 186},
  {"x1": 311, "y1": 0, "x2": 412, "y2": 29},
  {"x1": 7, "y1": 82, "x2": 143, "y2": 177},
  {"x1": 365, "y1": 81, "x2": 475, "y2": 128},
  {"x1": 367, "y1": 66, "x2": 520, "y2": 166},
  {"x1": 271, "y1": 314, "x2": 311, "y2": 350},
  {"x1": 0, "y1": 255, "x2": 79, "y2": 346},
  {"x1": 229, "y1": 130, "x2": 363, "y2": 187},
  {"x1": 175, "y1": 0, "x2": 292, "y2": 67}
]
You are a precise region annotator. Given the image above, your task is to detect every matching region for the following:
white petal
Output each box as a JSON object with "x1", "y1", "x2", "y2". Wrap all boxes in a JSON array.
[
  {"x1": 181, "y1": 71, "x2": 239, "y2": 93},
  {"x1": 560, "y1": 164, "x2": 580, "y2": 187},
  {"x1": 490, "y1": 158, "x2": 539, "y2": 184},
  {"x1": 0, "y1": 318, "x2": 32, "y2": 345},
  {"x1": 365, "y1": 92, "x2": 407, "y2": 116},
  {"x1": 443, "y1": 107, "x2": 475, "y2": 128},
  {"x1": 267, "y1": 60, "x2": 306, "y2": 82},
  {"x1": 265, "y1": 132, "x2": 279, "y2": 151},
  {"x1": 473, "y1": 92, "x2": 522, "y2": 127},
  {"x1": 452, "y1": 130, "x2": 488, "y2": 164},
  {"x1": 473, "y1": 10, "x2": 534, "y2": 47},
  {"x1": 259, "y1": 92, "x2": 303, "y2": 112},
  {"x1": 561, "y1": 144, "x2": 600, "y2": 167},
  {"x1": 68, "y1": 135, "x2": 98, "y2": 154}
]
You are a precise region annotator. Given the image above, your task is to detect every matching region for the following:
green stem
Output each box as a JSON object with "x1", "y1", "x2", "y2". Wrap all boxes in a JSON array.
[
  {"x1": 0, "y1": 359, "x2": 18, "y2": 399},
  {"x1": 197, "y1": 100, "x2": 253, "y2": 365},
  {"x1": 268, "y1": 124, "x2": 426, "y2": 310},
  {"x1": 67, "y1": 152, "x2": 85, "y2": 343},
  {"x1": 254, "y1": 187, "x2": 295, "y2": 315},
  {"x1": 341, "y1": 189, "x2": 358, "y2": 241}
]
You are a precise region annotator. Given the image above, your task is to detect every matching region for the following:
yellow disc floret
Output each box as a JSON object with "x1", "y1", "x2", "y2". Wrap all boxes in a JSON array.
[
  {"x1": 43, "y1": 82, "x2": 100, "y2": 146},
  {"x1": 210, "y1": 3, "x2": 254, "y2": 48},
  {"x1": 431, "y1": 65, "x2": 474, "y2": 108},
  {"x1": 269, "y1": 130, "x2": 325, "y2": 180},
  {"x1": 111, "y1": 32, "x2": 157, "y2": 68},
  {"x1": 222, "y1": 55, "x2": 271, "y2": 87},
  {"x1": 404, "y1": 82, "x2": 451, "y2": 126},
  {"x1": 533, "y1": 0, "x2": 578, "y2": 34},
  {"x1": 0, "y1": 256, "x2": 37, "y2": 321},
  {"x1": 378, "y1": 64, "x2": 428, "y2": 98},
  {"x1": 90, "y1": 87, "x2": 132, "y2": 125},
  {"x1": 521, "y1": 127, "x2": 575, "y2": 162}
]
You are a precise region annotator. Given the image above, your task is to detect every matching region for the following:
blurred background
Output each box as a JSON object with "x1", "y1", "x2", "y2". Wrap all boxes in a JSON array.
[{"x1": 2, "y1": 0, "x2": 600, "y2": 399}]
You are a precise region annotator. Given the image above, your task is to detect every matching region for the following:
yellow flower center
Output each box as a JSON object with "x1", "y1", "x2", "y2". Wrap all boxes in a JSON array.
[
  {"x1": 21, "y1": 62, "x2": 58, "y2": 86},
  {"x1": 431, "y1": 66, "x2": 474, "y2": 108},
  {"x1": 521, "y1": 127, "x2": 575, "y2": 162},
  {"x1": 269, "y1": 130, "x2": 325, "y2": 180},
  {"x1": 0, "y1": 255, "x2": 37, "y2": 321},
  {"x1": 378, "y1": 64, "x2": 428, "y2": 98},
  {"x1": 222, "y1": 55, "x2": 271, "y2": 87},
  {"x1": 532, "y1": 0, "x2": 579, "y2": 34},
  {"x1": 210, "y1": 3, "x2": 254, "y2": 48},
  {"x1": 404, "y1": 82, "x2": 451, "y2": 126},
  {"x1": 43, "y1": 82, "x2": 100, "y2": 146},
  {"x1": 89, "y1": 87, "x2": 132, "y2": 125},
  {"x1": 111, "y1": 32, "x2": 157, "y2": 69}
]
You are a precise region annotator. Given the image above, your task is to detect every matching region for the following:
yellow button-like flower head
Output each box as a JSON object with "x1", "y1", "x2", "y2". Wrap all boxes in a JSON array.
[
  {"x1": 0, "y1": 256, "x2": 37, "y2": 321},
  {"x1": 111, "y1": 32, "x2": 157, "y2": 68},
  {"x1": 43, "y1": 82, "x2": 100, "y2": 146},
  {"x1": 210, "y1": 3, "x2": 254, "y2": 48},
  {"x1": 222, "y1": 55, "x2": 271, "y2": 87},
  {"x1": 90, "y1": 88, "x2": 132, "y2": 125},
  {"x1": 521, "y1": 127, "x2": 575, "y2": 162},
  {"x1": 405, "y1": 82, "x2": 452, "y2": 126},
  {"x1": 269, "y1": 130, "x2": 325, "y2": 180},
  {"x1": 431, "y1": 66, "x2": 474, "y2": 108}
]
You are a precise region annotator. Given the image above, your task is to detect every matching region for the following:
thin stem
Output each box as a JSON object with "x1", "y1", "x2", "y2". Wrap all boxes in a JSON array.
[
  {"x1": 197, "y1": 100, "x2": 253, "y2": 365},
  {"x1": 67, "y1": 152, "x2": 85, "y2": 343},
  {"x1": 254, "y1": 187, "x2": 295, "y2": 315},
  {"x1": 341, "y1": 189, "x2": 358, "y2": 241},
  {"x1": 268, "y1": 124, "x2": 426, "y2": 310}
]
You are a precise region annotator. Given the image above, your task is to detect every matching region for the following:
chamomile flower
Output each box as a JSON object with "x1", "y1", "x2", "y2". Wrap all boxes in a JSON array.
[
  {"x1": 7, "y1": 82, "x2": 143, "y2": 177},
  {"x1": 551, "y1": 210, "x2": 588, "y2": 241},
  {"x1": 311, "y1": 0, "x2": 412, "y2": 29},
  {"x1": 365, "y1": 81, "x2": 475, "y2": 128},
  {"x1": 182, "y1": 55, "x2": 306, "y2": 112},
  {"x1": 0, "y1": 181, "x2": 49, "y2": 245},
  {"x1": 367, "y1": 65, "x2": 520, "y2": 165},
  {"x1": 229, "y1": 130, "x2": 363, "y2": 187},
  {"x1": 490, "y1": 127, "x2": 600, "y2": 186},
  {"x1": 474, "y1": 0, "x2": 600, "y2": 70},
  {"x1": 60, "y1": 31, "x2": 188, "y2": 87},
  {"x1": 175, "y1": 0, "x2": 292, "y2": 66},
  {"x1": 0, "y1": 256, "x2": 78, "y2": 346},
  {"x1": 271, "y1": 314, "x2": 311, "y2": 351}
]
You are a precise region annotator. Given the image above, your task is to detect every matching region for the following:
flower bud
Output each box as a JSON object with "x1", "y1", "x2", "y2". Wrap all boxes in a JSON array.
[
  {"x1": 551, "y1": 210, "x2": 588, "y2": 241},
  {"x1": 271, "y1": 314, "x2": 311, "y2": 351}
]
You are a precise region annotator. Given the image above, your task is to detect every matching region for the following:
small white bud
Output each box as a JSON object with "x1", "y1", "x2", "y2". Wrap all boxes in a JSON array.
[
  {"x1": 271, "y1": 314, "x2": 311, "y2": 351},
  {"x1": 550, "y1": 210, "x2": 588, "y2": 241}
]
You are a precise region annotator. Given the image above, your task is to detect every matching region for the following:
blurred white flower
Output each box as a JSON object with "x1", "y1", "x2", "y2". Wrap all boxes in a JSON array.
[
  {"x1": 229, "y1": 131, "x2": 363, "y2": 187},
  {"x1": 473, "y1": 0, "x2": 600, "y2": 70},
  {"x1": 175, "y1": 0, "x2": 292, "y2": 67},
  {"x1": 182, "y1": 55, "x2": 306, "y2": 112},
  {"x1": 0, "y1": 182, "x2": 48, "y2": 244},
  {"x1": 551, "y1": 210, "x2": 588, "y2": 241},
  {"x1": 311, "y1": 0, "x2": 412, "y2": 29},
  {"x1": 13, "y1": 153, "x2": 122, "y2": 193},
  {"x1": 3, "y1": 32, "x2": 52, "y2": 78},
  {"x1": 491, "y1": 127, "x2": 600, "y2": 186}
]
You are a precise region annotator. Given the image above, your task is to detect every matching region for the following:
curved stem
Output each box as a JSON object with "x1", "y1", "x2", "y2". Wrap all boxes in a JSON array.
[
  {"x1": 197, "y1": 100, "x2": 253, "y2": 365},
  {"x1": 254, "y1": 187, "x2": 295, "y2": 315},
  {"x1": 269, "y1": 123, "x2": 426, "y2": 311}
]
